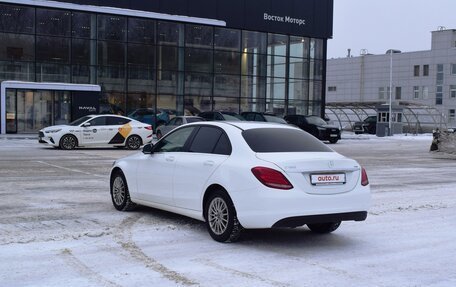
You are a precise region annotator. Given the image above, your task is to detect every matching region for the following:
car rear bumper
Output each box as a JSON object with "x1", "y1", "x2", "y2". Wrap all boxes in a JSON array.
[
  {"x1": 272, "y1": 211, "x2": 367, "y2": 228},
  {"x1": 231, "y1": 185, "x2": 370, "y2": 229}
]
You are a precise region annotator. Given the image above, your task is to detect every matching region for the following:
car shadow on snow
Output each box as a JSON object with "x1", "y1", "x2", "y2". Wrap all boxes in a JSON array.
[{"x1": 123, "y1": 206, "x2": 361, "y2": 248}]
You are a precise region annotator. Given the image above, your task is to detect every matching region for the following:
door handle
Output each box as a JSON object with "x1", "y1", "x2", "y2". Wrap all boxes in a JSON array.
[
  {"x1": 204, "y1": 160, "x2": 215, "y2": 166},
  {"x1": 165, "y1": 156, "x2": 175, "y2": 162}
]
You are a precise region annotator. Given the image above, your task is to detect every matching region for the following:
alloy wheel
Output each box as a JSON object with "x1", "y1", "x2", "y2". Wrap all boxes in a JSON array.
[
  {"x1": 208, "y1": 197, "x2": 229, "y2": 235},
  {"x1": 112, "y1": 176, "x2": 126, "y2": 206}
]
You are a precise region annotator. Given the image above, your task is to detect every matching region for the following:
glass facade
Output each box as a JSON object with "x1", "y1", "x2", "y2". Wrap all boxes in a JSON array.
[{"x1": 0, "y1": 3, "x2": 326, "y2": 126}]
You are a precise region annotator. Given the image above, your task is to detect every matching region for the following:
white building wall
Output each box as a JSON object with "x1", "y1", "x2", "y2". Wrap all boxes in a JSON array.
[{"x1": 327, "y1": 29, "x2": 456, "y2": 126}]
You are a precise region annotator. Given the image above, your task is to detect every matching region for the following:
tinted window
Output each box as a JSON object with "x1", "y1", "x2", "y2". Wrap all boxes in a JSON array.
[
  {"x1": 70, "y1": 116, "x2": 91, "y2": 126},
  {"x1": 155, "y1": 127, "x2": 195, "y2": 152},
  {"x1": 174, "y1": 118, "x2": 183, "y2": 125},
  {"x1": 88, "y1": 117, "x2": 106, "y2": 126},
  {"x1": 189, "y1": 127, "x2": 223, "y2": 153},
  {"x1": 213, "y1": 133, "x2": 232, "y2": 155},
  {"x1": 186, "y1": 117, "x2": 203, "y2": 123},
  {"x1": 107, "y1": 116, "x2": 130, "y2": 125},
  {"x1": 242, "y1": 128, "x2": 332, "y2": 153},
  {"x1": 264, "y1": 115, "x2": 287, "y2": 124},
  {"x1": 242, "y1": 113, "x2": 255, "y2": 121}
]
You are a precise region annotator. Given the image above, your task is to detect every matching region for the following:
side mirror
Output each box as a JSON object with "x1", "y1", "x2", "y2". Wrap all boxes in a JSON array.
[
  {"x1": 82, "y1": 122, "x2": 91, "y2": 127},
  {"x1": 142, "y1": 143, "x2": 154, "y2": 154}
]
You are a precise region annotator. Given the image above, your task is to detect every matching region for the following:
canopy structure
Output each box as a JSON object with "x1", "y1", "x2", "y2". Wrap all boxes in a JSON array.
[{"x1": 325, "y1": 102, "x2": 448, "y2": 134}]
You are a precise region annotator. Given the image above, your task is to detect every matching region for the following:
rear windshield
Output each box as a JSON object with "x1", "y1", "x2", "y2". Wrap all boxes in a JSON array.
[
  {"x1": 242, "y1": 128, "x2": 332, "y2": 153},
  {"x1": 186, "y1": 117, "x2": 204, "y2": 123}
]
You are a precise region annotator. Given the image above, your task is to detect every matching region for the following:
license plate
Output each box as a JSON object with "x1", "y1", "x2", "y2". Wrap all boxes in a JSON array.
[
  {"x1": 310, "y1": 173, "x2": 346, "y2": 185},
  {"x1": 330, "y1": 134, "x2": 338, "y2": 137}
]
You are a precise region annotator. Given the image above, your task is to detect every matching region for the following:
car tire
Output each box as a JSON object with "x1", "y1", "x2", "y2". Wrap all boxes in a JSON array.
[
  {"x1": 110, "y1": 170, "x2": 136, "y2": 211},
  {"x1": 205, "y1": 190, "x2": 242, "y2": 243},
  {"x1": 329, "y1": 138, "x2": 338, "y2": 144},
  {"x1": 125, "y1": 135, "x2": 142, "y2": 150},
  {"x1": 156, "y1": 130, "x2": 163, "y2": 139},
  {"x1": 59, "y1": 134, "x2": 77, "y2": 150},
  {"x1": 307, "y1": 222, "x2": 341, "y2": 234}
]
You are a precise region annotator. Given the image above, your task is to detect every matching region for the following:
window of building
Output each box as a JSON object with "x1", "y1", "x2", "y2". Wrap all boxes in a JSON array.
[
  {"x1": 436, "y1": 85, "x2": 443, "y2": 105},
  {"x1": 451, "y1": 85, "x2": 456, "y2": 98},
  {"x1": 378, "y1": 87, "x2": 385, "y2": 100},
  {"x1": 413, "y1": 86, "x2": 420, "y2": 99},
  {"x1": 436, "y1": 64, "x2": 444, "y2": 85},
  {"x1": 423, "y1": 65, "x2": 429, "y2": 76},
  {"x1": 214, "y1": 28, "x2": 240, "y2": 51},
  {"x1": 128, "y1": 18, "x2": 155, "y2": 44},
  {"x1": 0, "y1": 4, "x2": 35, "y2": 34},
  {"x1": 36, "y1": 8, "x2": 71, "y2": 37},
  {"x1": 449, "y1": 109, "x2": 455, "y2": 121},
  {"x1": 451, "y1": 64, "x2": 456, "y2": 75},
  {"x1": 414, "y1": 65, "x2": 420, "y2": 77},
  {"x1": 328, "y1": 86, "x2": 337, "y2": 92},
  {"x1": 98, "y1": 15, "x2": 127, "y2": 42},
  {"x1": 395, "y1": 86, "x2": 401, "y2": 100},
  {"x1": 422, "y1": 86, "x2": 429, "y2": 99},
  {"x1": 185, "y1": 24, "x2": 213, "y2": 48},
  {"x1": 72, "y1": 12, "x2": 95, "y2": 39}
]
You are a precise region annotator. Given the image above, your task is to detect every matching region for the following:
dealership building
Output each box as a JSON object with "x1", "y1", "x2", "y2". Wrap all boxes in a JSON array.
[{"x1": 0, "y1": 0, "x2": 333, "y2": 134}]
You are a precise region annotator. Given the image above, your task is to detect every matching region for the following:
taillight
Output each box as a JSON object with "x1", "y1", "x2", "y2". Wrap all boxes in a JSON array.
[
  {"x1": 145, "y1": 126, "x2": 153, "y2": 131},
  {"x1": 361, "y1": 167, "x2": 369, "y2": 186},
  {"x1": 251, "y1": 167, "x2": 293, "y2": 190}
]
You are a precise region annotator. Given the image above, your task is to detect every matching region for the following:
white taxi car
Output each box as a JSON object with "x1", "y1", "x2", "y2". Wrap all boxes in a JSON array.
[
  {"x1": 39, "y1": 114, "x2": 153, "y2": 150},
  {"x1": 110, "y1": 121, "x2": 370, "y2": 242}
]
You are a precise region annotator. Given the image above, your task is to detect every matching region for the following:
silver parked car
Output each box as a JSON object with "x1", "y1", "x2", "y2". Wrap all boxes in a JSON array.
[{"x1": 156, "y1": 116, "x2": 205, "y2": 139}]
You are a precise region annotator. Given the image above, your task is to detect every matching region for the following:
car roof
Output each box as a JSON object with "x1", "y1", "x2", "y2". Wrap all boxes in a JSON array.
[{"x1": 185, "y1": 120, "x2": 295, "y2": 131}]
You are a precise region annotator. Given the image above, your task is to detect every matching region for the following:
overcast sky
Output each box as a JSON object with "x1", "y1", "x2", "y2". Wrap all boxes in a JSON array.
[{"x1": 327, "y1": 0, "x2": 456, "y2": 59}]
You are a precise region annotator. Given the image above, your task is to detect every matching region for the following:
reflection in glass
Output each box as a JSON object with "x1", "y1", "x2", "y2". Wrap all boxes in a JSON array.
[
  {"x1": 158, "y1": 21, "x2": 183, "y2": 46},
  {"x1": 157, "y1": 46, "x2": 178, "y2": 70},
  {"x1": 289, "y1": 58, "x2": 309, "y2": 79},
  {"x1": 290, "y1": 36, "x2": 309, "y2": 58},
  {"x1": 71, "y1": 65, "x2": 95, "y2": 84},
  {"x1": 185, "y1": 72, "x2": 212, "y2": 97},
  {"x1": 0, "y1": 33, "x2": 34, "y2": 61},
  {"x1": 214, "y1": 28, "x2": 240, "y2": 51},
  {"x1": 36, "y1": 63, "x2": 70, "y2": 82},
  {"x1": 72, "y1": 12, "x2": 96, "y2": 39},
  {"x1": 36, "y1": 8, "x2": 70, "y2": 37},
  {"x1": 242, "y1": 31, "x2": 267, "y2": 54},
  {"x1": 214, "y1": 75, "x2": 240, "y2": 98},
  {"x1": 36, "y1": 36, "x2": 70, "y2": 63},
  {"x1": 267, "y1": 77, "x2": 286, "y2": 100},
  {"x1": 213, "y1": 97, "x2": 239, "y2": 113},
  {"x1": 241, "y1": 76, "x2": 266, "y2": 100},
  {"x1": 214, "y1": 51, "x2": 240, "y2": 75},
  {"x1": 265, "y1": 100, "x2": 285, "y2": 116},
  {"x1": 98, "y1": 15, "x2": 126, "y2": 41},
  {"x1": 72, "y1": 39, "x2": 96, "y2": 65},
  {"x1": 128, "y1": 44, "x2": 155, "y2": 66},
  {"x1": 287, "y1": 100, "x2": 309, "y2": 115},
  {"x1": 0, "y1": 4, "x2": 35, "y2": 34},
  {"x1": 268, "y1": 33, "x2": 288, "y2": 56},
  {"x1": 98, "y1": 41, "x2": 125, "y2": 66},
  {"x1": 128, "y1": 18, "x2": 155, "y2": 44},
  {"x1": 185, "y1": 48, "x2": 212, "y2": 73},
  {"x1": 267, "y1": 55, "x2": 286, "y2": 78},
  {"x1": 310, "y1": 38, "x2": 324, "y2": 59},
  {"x1": 309, "y1": 60, "x2": 323, "y2": 80},
  {"x1": 185, "y1": 24, "x2": 213, "y2": 48},
  {"x1": 0, "y1": 61, "x2": 35, "y2": 81},
  {"x1": 288, "y1": 79, "x2": 309, "y2": 101},
  {"x1": 241, "y1": 52, "x2": 267, "y2": 77},
  {"x1": 184, "y1": 96, "x2": 212, "y2": 114},
  {"x1": 54, "y1": 91, "x2": 71, "y2": 125}
]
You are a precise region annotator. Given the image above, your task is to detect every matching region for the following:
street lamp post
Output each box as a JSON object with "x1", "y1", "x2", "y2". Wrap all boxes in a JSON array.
[{"x1": 388, "y1": 49, "x2": 393, "y2": 136}]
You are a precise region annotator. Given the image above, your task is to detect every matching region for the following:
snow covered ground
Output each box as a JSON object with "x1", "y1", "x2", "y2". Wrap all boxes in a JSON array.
[{"x1": 1, "y1": 133, "x2": 455, "y2": 287}]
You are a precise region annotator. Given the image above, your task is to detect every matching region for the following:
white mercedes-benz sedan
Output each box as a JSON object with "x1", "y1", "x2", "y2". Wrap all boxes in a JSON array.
[
  {"x1": 39, "y1": 115, "x2": 153, "y2": 150},
  {"x1": 110, "y1": 121, "x2": 370, "y2": 242}
]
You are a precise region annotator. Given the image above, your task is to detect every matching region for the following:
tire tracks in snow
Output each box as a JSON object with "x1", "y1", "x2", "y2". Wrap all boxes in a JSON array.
[
  {"x1": 193, "y1": 257, "x2": 290, "y2": 287},
  {"x1": 114, "y1": 214, "x2": 198, "y2": 286},
  {"x1": 60, "y1": 248, "x2": 122, "y2": 287}
]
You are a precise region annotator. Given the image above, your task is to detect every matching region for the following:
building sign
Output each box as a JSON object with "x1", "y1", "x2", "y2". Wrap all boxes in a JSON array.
[
  {"x1": 263, "y1": 13, "x2": 306, "y2": 26},
  {"x1": 71, "y1": 91, "x2": 100, "y2": 121}
]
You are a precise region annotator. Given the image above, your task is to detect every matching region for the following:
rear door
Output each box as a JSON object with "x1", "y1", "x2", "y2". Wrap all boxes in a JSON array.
[
  {"x1": 106, "y1": 116, "x2": 132, "y2": 145},
  {"x1": 173, "y1": 126, "x2": 231, "y2": 211}
]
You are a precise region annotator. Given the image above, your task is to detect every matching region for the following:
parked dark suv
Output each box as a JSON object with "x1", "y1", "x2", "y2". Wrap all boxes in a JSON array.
[
  {"x1": 284, "y1": 115, "x2": 341, "y2": 144},
  {"x1": 353, "y1": 116, "x2": 377, "y2": 134}
]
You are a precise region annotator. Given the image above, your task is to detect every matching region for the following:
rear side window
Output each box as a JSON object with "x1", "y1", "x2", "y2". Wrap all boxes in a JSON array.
[
  {"x1": 242, "y1": 128, "x2": 332, "y2": 153},
  {"x1": 189, "y1": 126, "x2": 231, "y2": 155},
  {"x1": 107, "y1": 116, "x2": 130, "y2": 125}
]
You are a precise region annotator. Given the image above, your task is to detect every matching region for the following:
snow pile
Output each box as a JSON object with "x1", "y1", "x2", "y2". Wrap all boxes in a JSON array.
[{"x1": 437, "y1": 132, "x2": 456, "y2": 154}]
